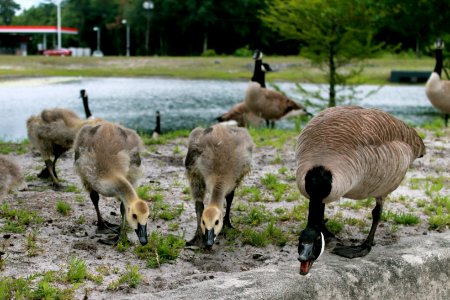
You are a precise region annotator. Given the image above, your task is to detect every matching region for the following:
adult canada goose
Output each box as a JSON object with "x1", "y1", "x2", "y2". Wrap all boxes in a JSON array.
[
  {"x1": 26, "y1": 108, "x2": 102, "y2": 186},
  {"x1": 216, "y1": 102, "x2": 264, "y2": 127},
  {"x1": 185, "y1": 124, "x2": 253, "y2": 249},
  {"x1": 251, "y1": 49, "x2": 272, "y2": 88},
  {"x1": 74, "y1": 121, "x2": 149, "y2": 245},
  {"x1": 244, "y1": 82, "x2": 310, "y2": 127},
  {"x1": 152, "y1": 111, "x2": 161, "y2": 139},
  {"x1": 295, "y1": 106, "x2": 425, "y2": 275},
  {"x1": 80, "y1": 89, "x2": 93, "y2": 119},
  {"x1": 425, "y1": 38, "x2": 450, "y2": 127},
  {"x1": 0, "y1": 155, "x2": 26, "y2": 196}
]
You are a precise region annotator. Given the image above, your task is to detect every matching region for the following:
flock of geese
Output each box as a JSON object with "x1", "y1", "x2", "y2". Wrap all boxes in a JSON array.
[{"x1": 0, "y1": 43, "x2": 448, "y2": 276}]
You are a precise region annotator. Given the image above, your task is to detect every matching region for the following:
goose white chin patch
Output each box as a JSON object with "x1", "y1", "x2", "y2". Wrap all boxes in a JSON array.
[{"x1": 318, "y1": 232, "x2": 325, "y2": 259}]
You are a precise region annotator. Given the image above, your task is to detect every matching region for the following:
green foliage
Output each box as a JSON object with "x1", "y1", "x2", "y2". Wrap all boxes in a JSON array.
[
  {"x1": 137, "y1": 185, "x2": 152, "y2": 199},
  {"x1": 26, "y1": 230, "x2": 39, "y2": 257},
  {"x1": 261, "y1": 173, "x2": 288, "y2": 201},
  {"x1": 248, "y1": 127, "x2": 297, "y2": 149},
  {"x1": 151, "y1": 197, "x2": 184, "y2": 221},
  {"x1": 235, "y1": 205, "x2": 273, "y2": 226},
  {"x1": 0, "y1": 203, "x2": 44, "y2": 233},
  {"x1": 326, "y1": 219, "x2": 344, "y2": 235},
  {"x1": 0, "y1": 277, "x2": 32, "y2": 299},
  {"x1": 262, "y1": 0, "x2": 383, "y2": 107},
  {"x1": 233, "y1": 46, "x2": 252, "y2": 57},
  {"x1": 142, "y1": 129, "x2": 191, "y2": 145},
  {"x1": 135, "y1": 231, "x2": 185, "y2": 268},
  {"x1": 382, "y1": 210, "x2": 420, "y2": 225},
  {"x1": 56, "y1": 201, "x2": 71, "y2": 216},
  {"x1": 66, "y1": 257, "x2": 87, "y2": 283},
  {"x1": 201, "y1": 49, "x2": 218, "y2": 56},
  {"x1": 238, "y1": 186, "x2": 263, "y2": 202},
  {"x1": 0, "y1": 139, "x2": 29, "y2": 155},
  {"x1": 241, "y1": 222, "x2": 288, "y2": 247},
  {"x1": 107, "y1": 265, "x2": 142, "y2": 290}
]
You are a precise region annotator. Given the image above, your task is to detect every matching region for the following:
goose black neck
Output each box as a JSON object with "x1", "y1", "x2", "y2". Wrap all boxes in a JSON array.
[
  {"x1": 304, "y1": 166, "x2": 332, "y2": 227},
  {"x1": 80, "y1": 89, "x2": 92, "y2": 118},
  {"x1": 251, "y1": 59, "x2": 266, "y2": 87},
  {"x1": 434, "y1": 48, "x2": 443, "y2": 76},
  {"x1": 154, "y1": 111, "x2": 161, "y2": 134}
]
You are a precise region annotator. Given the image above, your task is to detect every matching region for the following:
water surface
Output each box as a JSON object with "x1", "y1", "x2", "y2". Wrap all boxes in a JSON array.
[{"x1": 0, "y1": 77, "x2": 438, "y2": 141}]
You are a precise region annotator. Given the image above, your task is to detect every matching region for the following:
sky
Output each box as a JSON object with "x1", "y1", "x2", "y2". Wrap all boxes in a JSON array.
[{"x1": 16, "y1": 0, "x2": 48, "y2": 12}]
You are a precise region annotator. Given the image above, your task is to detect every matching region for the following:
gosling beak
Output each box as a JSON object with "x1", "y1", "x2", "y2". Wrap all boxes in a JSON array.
[
  {"x1": 305, "y1": 109, "x2": 313, "y2": 117},
  {"x1": 298, "y1": 243, "x2": 314, "y2": 275},
  {"x1": 203, "y1": 229, "x2": 215, "y2": 250},
  {"x1": 135, "y1": 223, "x2": 148, "y2": 246}
]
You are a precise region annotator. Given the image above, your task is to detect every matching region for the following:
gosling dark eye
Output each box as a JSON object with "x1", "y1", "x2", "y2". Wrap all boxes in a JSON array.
[
  {"x1": 202, "y1": 220, "x2": 205, "y2": 225},
  {"x1": 215, "y1": 220, "x2": 219, "y2": 225},
  {"x1": 132, "y1": 214, "x2": 137, "y2": 219}
]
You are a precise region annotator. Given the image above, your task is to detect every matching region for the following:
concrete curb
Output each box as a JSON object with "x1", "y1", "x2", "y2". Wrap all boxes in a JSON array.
[{"x1": 126, "y1": 232, "x2": 450, "y2": 300}]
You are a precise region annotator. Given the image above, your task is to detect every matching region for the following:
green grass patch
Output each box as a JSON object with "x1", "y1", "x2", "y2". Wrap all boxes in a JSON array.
[
  {"x1": 261, "y1": 173, "x2": 288, "y2": 201},
  {"x1": 141, "y1": 129, "x2": 191, "y2": 145},
  {"x1": 56, "y1": 201, "x2": 72, "y2": 216},
  {"x1": 107, "y1": 265, "x2": 142, "y2": 290},
  {"x1": 0, "y1": 203, "x2": 44, "y2": 233},
  {"x1": 0, "y1": 139, "x2": 29, "y2": 155},
  {"x1": 235, "y1": 205, "x2": 274, "y2": 226},
  {"x1": 241, "y1": 222, "x2": 288, "y2": 247},
  {"x1": 248, "y1": 127, "x2": 297, "y2": 150},
  {"x1": 66, "y1": 257, "x2": 87, "y2": 283},
  {"x1": 237, "y1": 186, "x2": 263, "y2": 202},
  {"x1": 382, "y1": 210, "x2": 420, "y2": 225},
  {"x1": 151, "y1": 197, "x2": 184, "y2": 221},
  {"x1": 135, "y1": 231, "x2": 185, "y2": 268}
]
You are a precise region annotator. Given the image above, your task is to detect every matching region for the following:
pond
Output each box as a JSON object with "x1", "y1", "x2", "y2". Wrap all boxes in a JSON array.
[{"x1": 0, "y1": 77, "x2": 438, "y2": 141}]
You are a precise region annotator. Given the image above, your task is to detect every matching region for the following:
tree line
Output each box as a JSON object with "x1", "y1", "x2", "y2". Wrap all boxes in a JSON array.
[{"x1": 1, "y1": 0, "x2": 449, "y2": 57}]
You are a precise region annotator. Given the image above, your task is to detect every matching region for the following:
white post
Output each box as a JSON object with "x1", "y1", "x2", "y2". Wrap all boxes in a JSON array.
[
  {"x1": 122, "y1": 19, "x2": 130, "y2": 56},
  {"x1": 57, "y1": 0, "x2": 61, "y2": 49}
]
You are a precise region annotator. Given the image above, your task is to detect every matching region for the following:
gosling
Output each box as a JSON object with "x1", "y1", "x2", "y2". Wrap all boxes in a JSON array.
[
  {"x1": 185, "y1": 124, "x2": 253, "y2": 249},
  {"x1": 74, "y1": 121, "x2": 149, "y2": 245},
  {"x1": 27, "y1": 108, "x2": 101, "y2": 186},
  {"x1": 0, "y1": 155, "x2": 26, "y2": 196}
]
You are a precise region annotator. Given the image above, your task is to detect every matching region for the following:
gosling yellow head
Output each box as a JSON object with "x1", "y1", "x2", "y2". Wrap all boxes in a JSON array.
[
  {"x1": 127, "y1": 199, "x2": 149, "y2": 245},
  {"x1": 201, "y1": 206, "x2": 223, "y2": 250}
]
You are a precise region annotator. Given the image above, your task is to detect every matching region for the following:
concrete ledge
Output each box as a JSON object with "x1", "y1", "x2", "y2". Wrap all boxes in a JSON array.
[{"x1": 128, "y1": 233, "x2": 450, "y2": 300}]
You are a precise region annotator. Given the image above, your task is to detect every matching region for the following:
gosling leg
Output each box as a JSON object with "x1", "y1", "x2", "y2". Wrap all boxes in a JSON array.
[
  {"x1": 186, "y1": 201, "x2": 204, "y2": 247},
  {"x1": 99, "y1": 202, "x2": 126, "y2": 246},
  {"x1": 44, "y1": 159, "x2": 60, "y2": 187},
  {"x1": 223, "y1": 190, "x2": 235, "y2": 229},
  {"x1": 333, "y1": 196, "x2": 384, "y2": 258},
  {"x1": 445, "y1": 114, "x2": 449, "y2": 128},
  {"x1": 90, "y1": 191, "x2": 119, "y2": 234}
]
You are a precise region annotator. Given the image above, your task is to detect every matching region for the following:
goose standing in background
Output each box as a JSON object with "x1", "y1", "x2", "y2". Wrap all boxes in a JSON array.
[
  {"x1": 80, "y1": 89, "x2": 93, "y2": 119},
  {"x1": 185, "y1": 124, "x2": 253, "y2": 249},
  {"x1": 244, "y1": 81, "x2": 309, "y2": 127},
  {"x1": 216, "y1": 102, "x2": 264, "y2": 127},
  {"x1": 0, "y1": 155, "x2": 26, "y2": 196},
  {"x1": 74, "y1": 121, "x2": 149, "y2": 245},
  {"x1": 251, "y1": 49, "x2": 272, "y2": 87},
  {"x1": 27, "y1": 108, "x2": 102, "y2": 186},
  {"x1": 295, "y1": 106, "x2": 425, "y2": 275},
  {"x1": 425, "y1": 38, "x2": 450, "y2": 127}
]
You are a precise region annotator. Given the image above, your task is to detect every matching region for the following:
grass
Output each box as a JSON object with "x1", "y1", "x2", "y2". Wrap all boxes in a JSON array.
[
  {"x1": 26, "y1": 230, "x2": 40, "y2": 257},
  {"x1": 241, "y1": 222, "x2": 289, "y2": 247},
  {"x1": 66, "y1": 257, "x2": 87, "y2": 283},
  {"x1": 151, "y1": 198, "x2": 184, "y2": 221},
  {"x1": 248, "y1": 127, "x2": 298, "y2": 150},
  {"x1": 261, "y1": 173, "x2": 288, "y2": 202},
  {"x1": 0, "y1": 139, "x2": 29, "y2": 155},
  {"x1": 56, "y1": 201, "x2": 72, "y2": 216},
  {"x1": 135, "y1": 231, "x2": 185, "y2": 268},
  {"x1": 235, "y1": 205, "x2": 274, "y2": 226},
  {"x1": 382, "y1": 210, "x2": 421, "y2": 225},
  {"x1": 0, "y1": 54, "x2": 436, "y2": 85},
  {"x1": 141, "y1": 129, "x2": 191, "y2": 145},
  {"x1": 0, "y1": 203, "x2": 44, "y2": 233},
  {"x1": 107, "y1": 265, "x2": 142, "y2": 290}
]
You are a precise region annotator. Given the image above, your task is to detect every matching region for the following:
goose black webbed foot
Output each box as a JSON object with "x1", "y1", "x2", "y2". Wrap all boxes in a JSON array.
[
  {"x1": 38, "y1": 168, "x2": 51, "y2": 179},
  {"x1": 98, "y1": 235, "x2": 120, "y2": 246},
  {"x1": 96, "y1": 221, "x2": 120, "y2": 234},
  {"x1": 186, "y1": 232, "x2": 203, "y2": 248},
  {"x1": 332, "y1": 241, "x2": 372, "y2": 258}
]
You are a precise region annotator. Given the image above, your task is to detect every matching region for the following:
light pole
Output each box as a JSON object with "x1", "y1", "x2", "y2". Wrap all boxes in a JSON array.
[
  {"x1": 56, "y1": 0, "x2": 61, "y2": 49},
  {"x1": 142, "y1": 1, "x2": 154, "y2": 55},
  {"x1": 93, "y1": 26, "x2": 101, "y2": 55},
  {"x1": 122, "y1": 19, "x2": 130, "y2": 57}
]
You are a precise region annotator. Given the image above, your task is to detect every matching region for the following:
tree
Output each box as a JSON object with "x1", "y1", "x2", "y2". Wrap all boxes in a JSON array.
[
  {"x1": 261, "y1": 0, "x2": 382, "y2": 107},
  {"x1": 0, "y1": 0, "x2": 20, "y2": 24}
]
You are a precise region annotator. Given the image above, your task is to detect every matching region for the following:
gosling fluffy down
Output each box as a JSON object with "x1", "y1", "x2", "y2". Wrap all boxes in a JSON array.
[
  {"x1": 27, "y1": 108, "x2": 102, "y2": 185},
  {"x1": 185, "y1": 124, "x2": 254, "y2": 249},
  {"x1": 74, "y1": 121, "x2": 149, "y2": 245},
  {"x1": 0, "y1": 155, "x2": 26, "y2": 196}
]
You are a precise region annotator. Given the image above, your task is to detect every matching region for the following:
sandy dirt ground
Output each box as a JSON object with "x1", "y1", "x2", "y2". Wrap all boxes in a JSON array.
[{"x1": 0, "y1": 126, "x2": 449, "y2": 299}]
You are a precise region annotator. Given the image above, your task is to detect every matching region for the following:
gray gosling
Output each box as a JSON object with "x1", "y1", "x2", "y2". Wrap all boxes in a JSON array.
[
  {"x1": 185, "y1": 124, "x2": 254, "y2": 249},
  {"x1": 27, "y1": 108, "x2": 102, "y2": 186},
  {"x1": 0, "y1": 155, "x2": 26, "y2": 196},
  {"x1": 296, "y1": 106, "x2": 425, "y2": 275},
  {"x1": 74, "y1": 121, "x2": 149, "y2": 245},
  {"x1": 425, "y1": 38, "x2": 450, "y2": 127}
]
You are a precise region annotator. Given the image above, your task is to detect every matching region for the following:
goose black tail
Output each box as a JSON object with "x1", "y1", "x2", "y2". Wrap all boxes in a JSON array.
[{"x1": 305, "y1": 166, "x2": 332, "y2": 200}]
